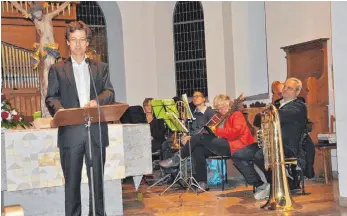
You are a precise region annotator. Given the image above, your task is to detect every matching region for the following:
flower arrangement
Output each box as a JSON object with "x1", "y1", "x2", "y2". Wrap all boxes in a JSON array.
[{"x1": 1, "y1": 94, "x2": 31, "y2": 129}]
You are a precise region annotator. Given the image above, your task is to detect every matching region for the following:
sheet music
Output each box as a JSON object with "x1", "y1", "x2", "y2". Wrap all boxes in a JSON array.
[
  {"x1": 181, "y1": 94, "x2": 196, "y2": 120},
  {"x1": 166, "y1": 112, "x2": 189, "y2": 133}
]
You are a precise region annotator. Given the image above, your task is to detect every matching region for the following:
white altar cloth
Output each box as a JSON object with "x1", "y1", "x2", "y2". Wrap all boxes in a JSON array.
[{"x1": 1, "y1": 124, "x2": 152, "y2": 216}]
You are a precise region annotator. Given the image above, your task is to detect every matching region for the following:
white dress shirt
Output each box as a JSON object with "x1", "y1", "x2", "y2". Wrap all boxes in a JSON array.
[
  {"x1": 194, "y1": 105, "x2": 207, "y2": 114},
  {"x1": 71, "y1": 56, "x2": 90, "y2": 107},
  {"x1": 279, "y1": 98, "x2": 295, "y2": 109}
]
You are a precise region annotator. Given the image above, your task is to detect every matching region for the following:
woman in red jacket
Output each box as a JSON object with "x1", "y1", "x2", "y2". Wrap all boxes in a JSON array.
[
  {"x1": 213, "y1": 94, "x2": 269, "y2": 200},
  {"x1": 159, "y1": 94, "x2": 269, "y2": 199}
]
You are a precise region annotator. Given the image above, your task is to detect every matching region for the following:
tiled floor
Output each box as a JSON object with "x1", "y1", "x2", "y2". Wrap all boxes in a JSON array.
[{"x1": 123, "y1": 179, "x2": 347, "y2": 216}]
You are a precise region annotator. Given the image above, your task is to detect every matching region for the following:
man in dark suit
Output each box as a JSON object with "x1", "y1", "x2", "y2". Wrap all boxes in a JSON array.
[
  {"x1": 46, "y1": 21, "x2": 115, "y2": 216},
  {"x1": 254, "y1": 77, "x2": 308, "y2": 184}
]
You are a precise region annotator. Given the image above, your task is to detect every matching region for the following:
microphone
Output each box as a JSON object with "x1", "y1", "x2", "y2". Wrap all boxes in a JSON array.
[{"x1": 85, "y1": 58, "x2": 106, "y2": 216}]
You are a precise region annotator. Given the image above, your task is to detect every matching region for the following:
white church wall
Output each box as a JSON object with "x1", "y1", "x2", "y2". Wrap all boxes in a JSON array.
[
  {"x1": 265, "y1": 1, "x2": 331, "y2": 84},
  {"x1": 154, "y1": 2, "x2": 177, "y2": 100},
  {"x1": 117, "y1": 2, "x2": 158, "y2": 106},
  {"x1": 265, "y1": 1, "x2": 333, "y2": 111},
  {"x1": 331, "y1": 1, "x2": 347, "y2": 203},
  {"x1": 265, "y1": 2, "x2": 334, "y2": 115},
  {"x1": 230, "y1": 1, "x2": 268, "y2": 99},
  {"x1": 98, "y1": 2, "x2": 127, "y2": 103},
  {"x1": 201, "y1": 1, "x2": 229, "y2": 102},
  {"x1": 100, "y1": 1, "x2": 177, "y2": 106},
  {"x1": 202, "y1": 2, "x2": 269, "y2": 104}
]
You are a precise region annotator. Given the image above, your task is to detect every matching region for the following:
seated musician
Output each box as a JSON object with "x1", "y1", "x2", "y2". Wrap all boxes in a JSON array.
[
  {"x1": 159, "y1": 94, "x2": 269, "y2": 197},
  {"x1": 271, "y1": 81, "x2": 284, "y2": 103},
  {"x1": 254, "y1": 77, "x2": 308, "y2": 186},
  {"x1": 253, "y1": 80, "x2": 284, "y2": 129},
  {"x1": 161, "y1": 91, "x2": 214, "y2": 159},
  {"x1": 253, "y1": 80, "x2": 305, "y2": 128},
  {"x1": 143, "y1": 98, "x2": 167, "y2": 153}
]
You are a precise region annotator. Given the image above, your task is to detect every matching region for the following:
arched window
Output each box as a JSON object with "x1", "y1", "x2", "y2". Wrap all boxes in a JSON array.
[
  {"x1": 173, "y1": 1, "x2": 208, "y2": 97},
  {"x1": 77, "y1": 1, "x2": 108, "y2": 63}
]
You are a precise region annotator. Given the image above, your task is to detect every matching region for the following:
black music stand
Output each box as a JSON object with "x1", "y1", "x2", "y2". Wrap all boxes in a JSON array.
[{"x1": 148, "y1": 100, "x2": 190, "y2": 194}]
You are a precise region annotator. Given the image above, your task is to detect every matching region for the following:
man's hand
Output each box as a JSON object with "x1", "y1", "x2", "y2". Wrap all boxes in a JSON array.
[
  {"x1": 84, "y1": 100, "x2": 97, "y2": 108},
  {"x1": 181, "y1": 135, "x2": 191, "y2": 145}
]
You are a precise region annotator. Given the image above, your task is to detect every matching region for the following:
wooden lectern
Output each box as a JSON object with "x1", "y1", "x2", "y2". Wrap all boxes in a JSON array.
[{"x1": 50, "y1": 103, "x2": 129, "y2": 128}]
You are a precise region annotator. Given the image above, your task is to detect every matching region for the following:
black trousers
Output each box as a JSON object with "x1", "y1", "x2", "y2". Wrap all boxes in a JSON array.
[
  {"x1": 181, "y1": 134, "x2": 231, "y2": 182},
  {"x1": 231, "y1": 143, "x2": 264, "y2": 187},
  {"x1": 254, "y1": 146, "x2": 297, "y2": 184},
  {"x1": 60, "y1": 140, "x2": 106, "y2": 216}
]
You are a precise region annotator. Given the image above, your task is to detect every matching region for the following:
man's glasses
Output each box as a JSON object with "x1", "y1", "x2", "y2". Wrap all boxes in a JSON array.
[{"x1": 192, "y1": 95, "x2": 203, "y2": 98}]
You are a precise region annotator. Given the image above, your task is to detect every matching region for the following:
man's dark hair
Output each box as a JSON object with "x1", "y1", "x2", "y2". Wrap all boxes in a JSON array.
[{"x1": 65, "y1": 21, "x2": 92, "y2": 41}]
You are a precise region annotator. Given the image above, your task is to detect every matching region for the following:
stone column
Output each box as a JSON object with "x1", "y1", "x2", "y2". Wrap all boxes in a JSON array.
[{"x1": 331, "y1": 1, "x2": 347, "y2": 207}]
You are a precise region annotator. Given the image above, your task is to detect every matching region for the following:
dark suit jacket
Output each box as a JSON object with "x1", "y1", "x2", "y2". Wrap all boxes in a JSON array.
[
  {"x1": 277, "y1": 98, "x2": 307, "y2": 157},
  {"x1": 45, "y1": 57, "x2": 115, "y2": 148}
]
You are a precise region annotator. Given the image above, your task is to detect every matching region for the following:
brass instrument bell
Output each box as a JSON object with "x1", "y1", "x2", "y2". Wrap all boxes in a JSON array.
[{"x1": 260, "y1": 104, "x2": 300, "y2": 211}]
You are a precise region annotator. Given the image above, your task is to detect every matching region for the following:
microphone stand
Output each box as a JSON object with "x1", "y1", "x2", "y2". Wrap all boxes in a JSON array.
[
  {"x1": 86, "y1": 58, "x2": 106, "y2": 216},
  {"x1": 85, "y1": 115, "x2": 96, "y2": 216}
]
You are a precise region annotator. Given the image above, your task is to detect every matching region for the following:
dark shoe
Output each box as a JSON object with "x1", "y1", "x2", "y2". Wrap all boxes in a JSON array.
[
  {"x1": 159, "y1": 154, "x2": 180, "y2": 168},
  {"x1": 290, "y1": 182, "x2": 301, "y2": 192}
]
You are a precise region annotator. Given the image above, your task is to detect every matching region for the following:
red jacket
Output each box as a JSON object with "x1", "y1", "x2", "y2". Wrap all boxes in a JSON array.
[{"x1": 215, "y1": 111, "x2": 255, "y2": 153}]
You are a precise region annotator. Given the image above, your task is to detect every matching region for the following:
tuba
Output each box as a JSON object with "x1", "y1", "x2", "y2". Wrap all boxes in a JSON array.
[
  {"x1": 203, "y1": 94, "x2": 246, "y2": 136},
  {"x1": 257, "y1": 104, "x2": 299, "y2": 211}
]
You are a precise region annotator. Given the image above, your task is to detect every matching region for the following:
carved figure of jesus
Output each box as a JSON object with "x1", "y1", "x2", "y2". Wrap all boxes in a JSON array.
[{"x1": 11, "y1": 1, "x2": 70, "y2": 118}]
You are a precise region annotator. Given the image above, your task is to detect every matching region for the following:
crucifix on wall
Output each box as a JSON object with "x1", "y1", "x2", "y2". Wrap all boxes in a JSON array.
[{"x1": 11, "y1": 1, "x2": 71, "y2": 118}]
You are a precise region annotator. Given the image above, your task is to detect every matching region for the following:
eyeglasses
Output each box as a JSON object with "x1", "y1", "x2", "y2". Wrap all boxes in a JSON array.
[
  {"x1": 193, "y1": 95, "x2": 203, "y2": 98},
  {"x1": 69, "y1": 38, "x2": 87, "y2": 44}
]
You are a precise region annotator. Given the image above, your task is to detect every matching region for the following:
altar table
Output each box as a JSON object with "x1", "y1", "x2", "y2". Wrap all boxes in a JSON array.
[{"x1": 1, "y1": 124, "x2": 152, "y2": 216}]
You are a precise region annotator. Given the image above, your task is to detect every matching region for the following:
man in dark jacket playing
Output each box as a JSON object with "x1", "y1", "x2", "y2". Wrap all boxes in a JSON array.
[{"x1": 254, "y1": 77, "x2": 309, "y2": 186}]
